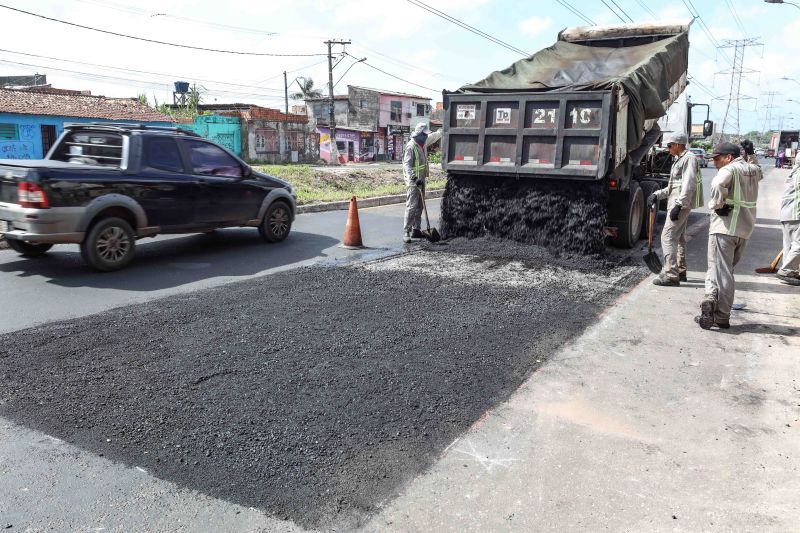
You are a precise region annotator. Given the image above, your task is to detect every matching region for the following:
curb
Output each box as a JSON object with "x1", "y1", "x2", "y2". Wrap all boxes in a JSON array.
[{"x1": 297, "y1": 189, "x2": 445, "y2": 214}]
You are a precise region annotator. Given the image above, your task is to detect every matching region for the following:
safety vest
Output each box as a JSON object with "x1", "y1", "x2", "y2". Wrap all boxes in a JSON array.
[
  {"x1": 412, "y1": 143, "x2": 429, "y2": 180},
  {"x1": 725, "y1": 168, "x2": 758, "y2": 235},
  {"x1": 785, "y1": 176, "x2": 800, "y2": 221}
]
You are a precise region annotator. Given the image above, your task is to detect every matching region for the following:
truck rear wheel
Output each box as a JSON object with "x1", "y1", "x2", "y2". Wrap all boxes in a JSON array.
[{"x1": 611, "y1": 181, "x2": 644, "y2": 249}]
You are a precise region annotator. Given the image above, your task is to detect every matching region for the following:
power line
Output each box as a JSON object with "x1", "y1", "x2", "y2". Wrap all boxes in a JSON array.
[
  {"x1": 405, "y1": 0, "x2": 531, "y2": 57},
  {"x1": 0, "y1": 59, "x2": 288, "y2": 101},
  {"x1": 609, "y1": 0, "x2": 635, "y2": 22},
  {"x1": 632, "y1": 0, "x2": 659, "y2": 19},
  {"x1": 724, "y1": 0, "x2": 748, "y2": 36},
  {"x1": 0, "y1": 4, "x2": 327, "y2": 57},
  {"x1": 680, "y1": 0, "x2": 733, "y2": 65},
  {"x1": 71, "y1": 0, "x2": 279, "y2": 36},
  {"x1": 600, "y1": 0, "x2": 629, "y2": 23},
  {"x1": 554, "y1": 0, "x2": 596, "y2": 26},
  {"x1": 345, "y1": 52, "x2": 438, "y2": 93},
  {"x1": 0, "y1": 49, "x2": 286, "y2": 93}
]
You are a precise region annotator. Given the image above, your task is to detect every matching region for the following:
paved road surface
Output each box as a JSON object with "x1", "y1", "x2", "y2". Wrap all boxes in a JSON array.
[{"x1": 0, "y1": 200, "x2": 439, "y2": 334}]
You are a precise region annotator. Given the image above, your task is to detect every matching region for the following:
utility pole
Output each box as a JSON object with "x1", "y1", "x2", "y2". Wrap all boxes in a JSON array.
[
  {"x1": 715, "y1": 38, "x2": 762, "y2": 139},
  {"x1": 325, "y1": 39, "x2": 351, "y2": 165},
  {"x1": 283, "y1": 71, "x2": 289, "y2": 114}
]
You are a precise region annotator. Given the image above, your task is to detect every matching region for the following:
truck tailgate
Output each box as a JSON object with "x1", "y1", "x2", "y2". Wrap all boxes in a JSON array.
[{"x1": 443, "y1": 91, "x2": 613, "y2": 180}]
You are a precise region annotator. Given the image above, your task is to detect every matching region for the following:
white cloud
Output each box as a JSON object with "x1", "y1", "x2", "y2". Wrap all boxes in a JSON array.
[{"x1": 518, "y1": 16, "x2": 552, "y2": 37}]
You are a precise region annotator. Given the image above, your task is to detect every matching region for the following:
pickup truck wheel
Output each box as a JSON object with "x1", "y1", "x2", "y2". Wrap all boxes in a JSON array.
[
  {"x1": 611, "y1": 182, "x2": 644, "y2": 249},
  {"x1": 258, "y1": 201, "x2": 291, "y2": 243},
  {"x1": 6, "y1": 239, "x2": 53, "y2": 257},
  {"x1": 81, "y1": 217, "x2": 136, "y2": 272}
]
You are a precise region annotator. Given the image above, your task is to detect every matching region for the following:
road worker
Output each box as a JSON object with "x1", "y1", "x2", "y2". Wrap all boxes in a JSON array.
[
  {"x1": 696, "y1": 142, "x2": 763, "y2": 329},
  {"x1": 647, "y1": 131, "x2": 704, "y2": 286},
  {"x1": 777, "y1": 153, "x2": 800, "y2": 285},
  {"x1": 740, "y1": 139, "x2": 758, "y2": 165},
  {"x1": 402, "y1": 123, "x2": 441, "y2": 243}
]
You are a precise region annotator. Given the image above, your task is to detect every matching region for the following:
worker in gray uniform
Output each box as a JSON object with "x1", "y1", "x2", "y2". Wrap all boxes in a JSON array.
[
  {"x1": 777, "y1": 153, "x2": 800, "y2": 285},
  {"x1": 647, "y1": 131, "x2": 703, "y2": 286},
  {"x1": 402, "y1": 123, "x2": 441, "y2": 243},
  {"x1": 696, "y1": 142, "x2": 763, "y2": 330}
]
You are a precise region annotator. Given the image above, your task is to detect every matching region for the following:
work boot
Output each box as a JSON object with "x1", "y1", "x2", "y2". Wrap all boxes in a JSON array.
[
  {"x1": 679, "y1": 272, "x2": 688, "y2": 282},
  {"x1": 403, "y1": 231, "x2": 412, "y2": 243},
  {"x1": 411, "y1": 228, "x2": 425, "y2": 239},
  {"x1": 776, "y1": 269, "x2": 800, "y2": 286},
  {"x1": 696, "y1": 298, "x2": 716, "y2": 330},
  {"x1": 693, "y1": 315, "x2": 730, "y2": 329},
  {"x1": 652, "y1": 274, "x2": 680, "y2": 286}
]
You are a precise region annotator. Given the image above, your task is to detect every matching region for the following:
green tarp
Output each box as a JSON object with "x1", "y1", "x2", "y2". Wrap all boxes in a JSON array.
[{"x1": 459, "y1": 32, "x2": 689, "y2": 151}]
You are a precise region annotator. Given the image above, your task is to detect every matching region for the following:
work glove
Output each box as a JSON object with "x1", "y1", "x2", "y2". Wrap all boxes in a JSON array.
[
  {"x1": 647, "y1": 193, "x2": 658, "y2": 208},
  {"x1": 669, "y1": 204, "x2": 682, "y2": 222},
  {"x1": 715, "y1": 204, "x2": 732, "y2": 217}
]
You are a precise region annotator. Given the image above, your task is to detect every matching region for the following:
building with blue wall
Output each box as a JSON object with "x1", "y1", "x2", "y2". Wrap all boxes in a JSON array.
[{"x1": 0, "y1": 88, "x2": 172, "y2": 160}]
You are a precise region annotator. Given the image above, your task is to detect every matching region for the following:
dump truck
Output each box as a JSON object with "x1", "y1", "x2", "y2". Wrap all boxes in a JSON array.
[{"x1": 440, "y1": 21, "x2": 713, "y2": 251}]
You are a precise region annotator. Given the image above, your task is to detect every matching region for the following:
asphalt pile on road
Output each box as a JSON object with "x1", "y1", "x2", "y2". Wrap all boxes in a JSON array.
[
  {"x1": 440, "y1": 174, "x2": 608, "y2": 255},
  {"x1": 0, "y1": 241, "x2": 646, "y2": 530}
]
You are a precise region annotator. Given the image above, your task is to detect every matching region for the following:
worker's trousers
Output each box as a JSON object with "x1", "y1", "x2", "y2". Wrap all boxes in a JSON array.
[
  {"x1": 705, "y1": 233, "x2": 748, "y2": 322},
  {"x1": 780, "y1": 220, "x2": 800, "y2": 273},
  {"x1": 404, "y1": 181, "x2": 425, "y2": 232},
  {"x1": 660, "y1": 204, "x2": 691, "y2": 280}
]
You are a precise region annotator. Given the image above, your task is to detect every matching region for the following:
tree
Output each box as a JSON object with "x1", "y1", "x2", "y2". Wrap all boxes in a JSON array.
[{"x1": 290, "y1": 77, "x2": 324, "y2": 100}]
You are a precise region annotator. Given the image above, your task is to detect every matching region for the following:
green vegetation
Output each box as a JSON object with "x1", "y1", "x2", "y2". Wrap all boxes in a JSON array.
[{"x1": 255, "y1": 164, "x2": 447, "y2": 205}]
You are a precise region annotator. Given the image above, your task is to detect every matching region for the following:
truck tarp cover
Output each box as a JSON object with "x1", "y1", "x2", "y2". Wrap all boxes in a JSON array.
[{"x1": 459, "y1": 31, "x2": 689, "y2": 151}]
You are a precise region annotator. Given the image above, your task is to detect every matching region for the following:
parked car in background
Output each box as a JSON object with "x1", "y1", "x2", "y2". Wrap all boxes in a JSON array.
[
  {"x1": 755, "y1": 148, "x2": 766, "y2": 158},
  {"x1": 689, "y1": 147, "x2": 708, "y2": 168},
  {"x1": 0, "y1": 123, "x2": 296, "y2": 271}
]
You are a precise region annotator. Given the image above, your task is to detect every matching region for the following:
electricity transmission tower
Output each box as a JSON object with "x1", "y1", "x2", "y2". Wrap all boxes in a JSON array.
[
  {"x1": 761, "y1": 91, "x2": 780, "y2": 132},
  {"x1": 715, "y1": 38, "x2": 762, "y2": 138}
]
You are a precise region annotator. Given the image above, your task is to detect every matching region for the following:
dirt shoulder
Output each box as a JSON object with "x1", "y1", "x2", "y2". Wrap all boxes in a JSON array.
[{"x1": 254, "y1": 163, "x2": 446, "y2": 205}]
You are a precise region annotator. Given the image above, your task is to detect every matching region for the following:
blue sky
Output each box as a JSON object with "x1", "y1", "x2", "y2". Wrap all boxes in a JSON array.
[{"x1": 1, "y1": 0, "x2": 797, "y2": 134}]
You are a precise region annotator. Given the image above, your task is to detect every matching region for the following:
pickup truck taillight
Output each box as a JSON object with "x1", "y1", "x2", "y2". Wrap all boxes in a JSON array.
[{"x1": 18, "y1": 182, "x2": 50, "y2": 209}]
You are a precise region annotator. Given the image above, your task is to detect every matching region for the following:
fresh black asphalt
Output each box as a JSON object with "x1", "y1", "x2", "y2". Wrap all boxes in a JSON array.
[{"x1": 0, "y1": 238, "x2": 647, "y2": 530}]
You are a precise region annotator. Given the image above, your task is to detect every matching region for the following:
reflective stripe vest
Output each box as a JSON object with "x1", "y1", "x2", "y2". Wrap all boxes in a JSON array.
[
  {"x1": 412, "y1": 144, "x2": 429, "y2": 180},
  {"x1": 725, "y1": 168, "x2": 758, "y2": 235}
]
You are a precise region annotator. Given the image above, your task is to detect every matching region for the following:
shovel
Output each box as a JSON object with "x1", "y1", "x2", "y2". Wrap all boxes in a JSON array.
[
  {"x1": 642, "y1": 206, "x2": 662, "y2": 274},
  {"x1": 418, "y1": 186, "x2": 441, "y2": 243},
  {"x1": 755, "y1": 250, "x2": 783, "y2": 274}
]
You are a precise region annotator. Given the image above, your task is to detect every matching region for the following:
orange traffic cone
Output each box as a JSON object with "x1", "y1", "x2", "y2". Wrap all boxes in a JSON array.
[{"x1": 341, "y1": 196, "x2": 365, "y2": 249}]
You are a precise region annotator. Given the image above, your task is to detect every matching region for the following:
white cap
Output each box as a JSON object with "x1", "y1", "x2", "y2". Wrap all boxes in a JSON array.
[
  {"x1": 665, "y1": 131, "x2": 688, "y2": 146},
  {"x1": 413, "y1": 123, "x2": 431, "y2": 136}
]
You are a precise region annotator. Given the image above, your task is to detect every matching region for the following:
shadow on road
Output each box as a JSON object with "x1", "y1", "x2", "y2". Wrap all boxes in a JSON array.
[{"x1": 0, "y1": 230, "x2": 339, "y2": 291}]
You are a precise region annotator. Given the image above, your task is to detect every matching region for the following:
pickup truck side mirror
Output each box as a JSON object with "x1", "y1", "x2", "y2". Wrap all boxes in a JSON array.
[
  {"x1": 242, "y1": 165, "x2": 252, "y2": 178},
  {"x1": 703, "y1": 120, "x2": 714, "y2": 138}
]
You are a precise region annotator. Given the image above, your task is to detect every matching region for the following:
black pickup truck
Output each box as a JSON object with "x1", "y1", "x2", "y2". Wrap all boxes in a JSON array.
[{"x1": 0, "y1": 123, "x2": 296, "y2": 271}]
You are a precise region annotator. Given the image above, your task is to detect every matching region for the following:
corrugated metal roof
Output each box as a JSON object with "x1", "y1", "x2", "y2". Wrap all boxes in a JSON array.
[{"x1": 0, "y1": 88, "x2": 171, "y2": 122}]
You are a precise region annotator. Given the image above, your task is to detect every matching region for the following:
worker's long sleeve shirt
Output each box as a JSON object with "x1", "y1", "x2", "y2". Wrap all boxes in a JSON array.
[
  {"x1": 781, "y1": 155, "x2": 800, "y2": 222},
  {"x1": 654, "y1": 149, "x2": 703, "y2": 209},
  {"x1": 708, "y1": 157, "x2": 762, "y2": 239}
]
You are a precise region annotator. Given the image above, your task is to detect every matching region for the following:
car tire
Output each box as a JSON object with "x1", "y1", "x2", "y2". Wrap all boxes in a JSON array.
[
  {"x1": 6, "y1": 239, "x2": 53, "y2": 257},
  {"x1": 258, "y1": 201, "x2": 292, "y2": 243},
  {"x1": 80, "y1": 217, "x2": 136, "y2": 272}
]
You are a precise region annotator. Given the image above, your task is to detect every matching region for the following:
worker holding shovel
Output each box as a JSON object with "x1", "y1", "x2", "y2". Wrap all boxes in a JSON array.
[
  {"x1": 647, "y1": 132, "x2": 703, "y2": 286},
  {"x1": 402, "y1": 123, "x2": 441, "y2": 243}
]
